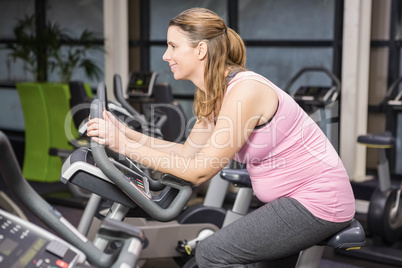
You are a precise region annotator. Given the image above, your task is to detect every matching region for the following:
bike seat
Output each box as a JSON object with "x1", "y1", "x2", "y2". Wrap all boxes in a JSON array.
[
  {"x1": 320, "y1": 219, "x2": 366, "y2": 249},
  {"x1": 220, "y1": 168, "x2": 252, "y2": 187},
  {"x1": 357, "y1": 132, "x2": 395, "y2": 148}
]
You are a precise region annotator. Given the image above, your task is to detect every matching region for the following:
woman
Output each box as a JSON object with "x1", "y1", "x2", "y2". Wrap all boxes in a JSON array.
[{"x1": 87, "y1": 7, "x2": 355, "y2": 267}]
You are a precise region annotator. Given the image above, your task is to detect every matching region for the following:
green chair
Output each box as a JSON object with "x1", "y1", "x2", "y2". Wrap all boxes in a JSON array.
[
  {"x1": 16, "y1": 83, "x2": 79, "y2": 183},
  {"x1": 16, "y1": 83, "x2": 53, "y2": 182},
  {"x1": 41, "y1": 83, "x2": 79, "y2": 180}
]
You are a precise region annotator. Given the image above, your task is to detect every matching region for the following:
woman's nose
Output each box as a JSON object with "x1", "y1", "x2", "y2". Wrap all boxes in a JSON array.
[{"x1": 162, "y1": 48, "x2": 170, "y2": 62}]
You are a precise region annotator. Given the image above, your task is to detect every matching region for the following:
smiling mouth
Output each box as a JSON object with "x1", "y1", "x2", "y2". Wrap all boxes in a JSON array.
[{"x1": 170, "y1": 63, "x2": 177, "y2": 70}]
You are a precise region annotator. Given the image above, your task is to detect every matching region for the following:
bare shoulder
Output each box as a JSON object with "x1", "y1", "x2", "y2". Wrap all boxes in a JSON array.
[{"x1": 223, "y1": 78, "x2": 278, "y2": 123}]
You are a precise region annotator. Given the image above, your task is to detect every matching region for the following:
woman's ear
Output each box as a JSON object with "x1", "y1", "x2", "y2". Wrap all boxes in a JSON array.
[{"x1": 198, "y1": 42, "x2": 207, "y2": 60}]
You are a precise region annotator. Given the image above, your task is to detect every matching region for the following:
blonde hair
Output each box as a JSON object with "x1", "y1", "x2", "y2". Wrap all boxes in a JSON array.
[{"x1": 169, "y1": 8, "x2": 246, "y2": 119}]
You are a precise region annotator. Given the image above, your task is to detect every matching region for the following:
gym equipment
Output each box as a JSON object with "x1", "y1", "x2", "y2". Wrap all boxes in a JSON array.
[
  {"x1": 0, "y1": 208, "x2": 87, "y2": 268},
  {"x1": 113, "y1": 73, "x2": 165, "y2": 139},
  {"x1": 126, "y1": 72, "x2": 187, "y2": 143},
  {"x1": 151, "y1": 83, "x2": 188, "y2": 143},
  {"x1": 0, "y1": 190, "x2": 27, "y2": 220},
  {"x1": 0, "y1": 130, "x2": 145, "y2": 268},
  {"x1": 350, "y1": 133, "x2": 402, "y2": 266},
  {"x1": 181, "y1": 168, "x2": 366, "y2": 268},
  {"x1": 125, "y1": 71, "x2": 160, "y2": 125},
  {"x1": 127, "y1": 72, "x2": 157, "y2": 97},
  {"x1": 359, "y1": 133, "x2": 401, "y2": 243},
  {"x1": 284, "y1": 66, "x2": 341, "y2": 151},
  {"x1": 69, "y1": 74, "x2": 164, "y2": 140},
  {"x1": 61, "y1": 82, "x2": 223, "y2": 263},
  {"x1": 61, "y1": 144, "x2": 213, "y2": 261},
  {"x1": 284, "y1": 66, "x2": 341, "y2": 110},
  {"x1": 381, "y1": 75, "x2": 402, "y2": 174},
  {"x1": 345, "y1": 76, "x2": 402, "y2": 266}
]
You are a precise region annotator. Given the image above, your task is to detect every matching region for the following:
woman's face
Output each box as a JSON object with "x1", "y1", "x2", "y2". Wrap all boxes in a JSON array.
[{"x1": 163, "y1": 26, "x2": 203, "y2": 82}]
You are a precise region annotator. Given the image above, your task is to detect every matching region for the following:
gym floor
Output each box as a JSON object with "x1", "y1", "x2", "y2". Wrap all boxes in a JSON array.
[{"x1": 1, "y1": 178, "x2": 401, "y2": 268}]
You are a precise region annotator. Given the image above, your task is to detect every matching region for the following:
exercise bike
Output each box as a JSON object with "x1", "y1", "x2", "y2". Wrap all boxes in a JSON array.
[
  {"x1": 61, "y1": 82, "x2": 224, "y2": 265},
  {"x1": 349, "y1": 76, "x2": 402, "y2": 266},
  {"x1": 0, "y1": 130, "x2": 146, "y2": 268},
  {"x1": 69, "y1": 72, "x2": 164, "y2": 140}
]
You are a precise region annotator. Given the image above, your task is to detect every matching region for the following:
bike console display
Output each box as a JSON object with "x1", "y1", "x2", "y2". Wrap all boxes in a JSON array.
[
  {"x1": 127, "y1": 72, "x2": 157, "y2": 97},
  {"x1": 0, "y1": 209, "x2": 86, "y2": 268}
]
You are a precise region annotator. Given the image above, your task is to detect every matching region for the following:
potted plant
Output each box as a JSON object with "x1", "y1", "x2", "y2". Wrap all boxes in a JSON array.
[
  {"x1": 7, "y1": 14, "x2": 66, "y2": 82},
  {"x1": 49, "y1": 28, "x2": 103, "y2": 83},
  {"x1": 7, "y1": 14, "x2": 103, "y2": 83}
]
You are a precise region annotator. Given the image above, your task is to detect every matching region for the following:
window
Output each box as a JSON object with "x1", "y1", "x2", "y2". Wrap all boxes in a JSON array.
[
  {"x1": 145, "y1": 0, "x2": 341, "y2": 94},
  {"x1": 0, "y1": 0, "x2": 104, "y2": 86},
  {"x1": 141, "y1": 0, "x2": 342, "y2": 121}
]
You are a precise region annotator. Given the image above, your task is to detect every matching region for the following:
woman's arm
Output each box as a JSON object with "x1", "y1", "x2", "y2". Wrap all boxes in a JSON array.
[
  {"x1": 87, "y1": 110, "x2": 214, "y2": 158},
  {"x1": 124, "y1": 113, "x2": 215, "y2": 158},
  {"x1": 123, "y1": 80, "x2": 278, "y2": 185}
]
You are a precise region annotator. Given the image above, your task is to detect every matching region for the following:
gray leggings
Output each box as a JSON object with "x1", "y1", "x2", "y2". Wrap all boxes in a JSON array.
[{"x1": 195, "y1": 197, "x2": 351, "y2": 268}]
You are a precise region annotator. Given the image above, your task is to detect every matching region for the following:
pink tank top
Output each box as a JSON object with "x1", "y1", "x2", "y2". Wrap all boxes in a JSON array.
[{"x1": 227, "y1": 71, "x2": 355, "y2": 222}]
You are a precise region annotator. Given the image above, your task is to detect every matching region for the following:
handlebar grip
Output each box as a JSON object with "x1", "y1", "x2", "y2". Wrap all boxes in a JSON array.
[
  {"x1": 96, "y1": 82, "x2": 108, "y2": 110},
  {"x1": 92, "y1": 83, "x2": 165, "y2": 191},
  {"x1": 94, "y1": 79, "x2": 165, "y2": 191},
  {"x1": 90, "y1": 98, "x2": 103, "y2": 120}
]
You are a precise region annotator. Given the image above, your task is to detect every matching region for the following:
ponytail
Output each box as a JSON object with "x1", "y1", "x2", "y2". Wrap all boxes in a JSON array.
[{"x1": 226, "y1": 28, "x2": 246, "y2": 68}]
